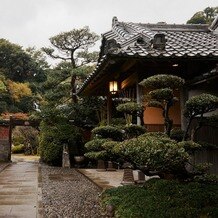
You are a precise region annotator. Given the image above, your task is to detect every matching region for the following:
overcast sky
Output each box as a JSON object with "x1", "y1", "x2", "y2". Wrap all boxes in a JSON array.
[{"x1": 0, "y1": 0, "x2": 217, "y2": 52}]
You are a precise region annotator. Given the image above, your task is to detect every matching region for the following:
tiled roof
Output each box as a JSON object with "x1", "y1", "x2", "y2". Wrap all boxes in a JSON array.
[
  {"x1": 78, "y1": 17, "x2": 218, "y2": 95},
  {"x1": 100, "y1": 19, "x2": 218, "y2": 58}
]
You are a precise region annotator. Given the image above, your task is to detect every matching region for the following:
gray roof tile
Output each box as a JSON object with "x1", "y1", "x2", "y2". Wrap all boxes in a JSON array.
[{"x1": 101, "y1": 22, "x2": 218, "y2": 58}]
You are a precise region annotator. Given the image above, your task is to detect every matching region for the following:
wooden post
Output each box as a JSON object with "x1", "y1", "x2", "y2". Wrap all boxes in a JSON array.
[
  {"x1": 107, "y1": 93, "x2": 112, "y2": 125},
  {"x1": 180, "y1": 87, "x2": 189, "y2": 130},
  {"x1": 136, "y1": 79, "x2": 142, "y2": 126},
  {"x1": 8, "y1": 116, "x2": 12, "y2": 162}
]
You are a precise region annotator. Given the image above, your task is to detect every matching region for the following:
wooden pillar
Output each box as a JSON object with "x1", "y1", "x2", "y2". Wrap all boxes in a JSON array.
[
  {"x1": 180, "y1": 87, "x2": 189, "y2": 130},
  {"x1": 136, "y1": 76, "x2": 142, "y2": 125},
  {"x1": 8, "y1": 116, "x2": 12, "y2": 162},
  {"x1": 107, "y1": 93, "x2": 112, "y2": 125}
]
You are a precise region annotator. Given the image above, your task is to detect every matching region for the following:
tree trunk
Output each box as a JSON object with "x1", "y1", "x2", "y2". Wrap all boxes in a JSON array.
[
  {"x1": 164, "y1": 102, "x2": 173, "y2": 136},
  {"x1": 192, "y1": 114, "x2": 204, "y2": 141},
  {"x1": 71, "y1": 75, "x2": 78, "y2": 103},
  {"x1": 183, "y1": 116, "x2": 193, "y2": 141},
  {"x1": 70, "y1": 51, "x2": 78, "y2": 103}
]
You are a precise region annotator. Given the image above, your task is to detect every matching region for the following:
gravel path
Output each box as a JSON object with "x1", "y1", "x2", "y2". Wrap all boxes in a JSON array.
[{"x1": 40, "y1": 165, "x2": 104, "y2": 218}]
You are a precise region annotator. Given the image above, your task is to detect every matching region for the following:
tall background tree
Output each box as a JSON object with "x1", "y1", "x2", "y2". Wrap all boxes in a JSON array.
[
  {"x1": 42, "y1": 27, "x2": 99, "y2": 103},
  {"x1": 187, "y1": 6, "x2": 218, "y2": 24},
  {"x1": 0, "y1": 39, "x2": 48, "y2": 114}
]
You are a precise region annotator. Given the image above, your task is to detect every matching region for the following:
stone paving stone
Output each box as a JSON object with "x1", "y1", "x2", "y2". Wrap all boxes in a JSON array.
[
  {"x1": 0, "y1": 161, "x2": 38, "y2": 217},
  {"x1": 0, "y1": 205, "x2": 12, "y2": 215},
  {"x1": 10, "y1": 205, "x2": 37, "y2": 217}
]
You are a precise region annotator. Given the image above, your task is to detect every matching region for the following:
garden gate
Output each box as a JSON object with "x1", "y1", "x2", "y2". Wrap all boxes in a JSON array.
[{"x1": 0, "y1": 116, "x2": 39, "y2": 162}]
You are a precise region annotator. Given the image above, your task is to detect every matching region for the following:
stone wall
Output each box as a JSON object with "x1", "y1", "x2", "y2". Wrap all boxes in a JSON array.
[{"x1": 0, "y1": 126, "x2": 10, "y2": 162}]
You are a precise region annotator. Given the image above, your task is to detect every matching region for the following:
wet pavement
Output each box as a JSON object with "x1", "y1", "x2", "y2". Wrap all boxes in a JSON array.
[{"x1": 0, "y1": 161, "x2": 38, "y2": 217}]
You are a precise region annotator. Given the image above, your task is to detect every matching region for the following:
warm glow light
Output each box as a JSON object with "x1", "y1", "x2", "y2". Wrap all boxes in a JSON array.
[
  {"x1": 172, "y1": 64, "x2": 178, "y2": 67},
  {"x1": 109, "y1": 81, "x2": 118, "y2": 94}
]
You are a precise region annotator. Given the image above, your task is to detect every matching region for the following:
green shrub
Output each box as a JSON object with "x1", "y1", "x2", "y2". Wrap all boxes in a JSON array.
[
  {"x1": 178, "y1": 140, "x2": 201, "y2": 153},
  {"x1": 140, "y1": 132, "x2": 168, "y2": 138},
  {"x1": 84, "y1": 138, "x2": 109, "y2": 151},
  {"x1": 84, "y1": 138, "x2": 111, "y2": 161},
  {"x1": 92, "y1": 125, "x2": 123, "y2": 141},
  {"x1": 140, "y1": 74, "x2": 184, "y2": 136},
  {"x1": 116, "y1": 102, "x2": 143, "y2": 114},
  {"x1": 184, "y1": 94, "x2": 218, "y2": 118},
  {"x1": 183, "y1": 94, "x2": 218, "y2": 140},
  {"x1": 197, "y1": 141, "x2": 218, "y2": 149},
  {"x1": 101, "y1": 179, "x2": 218, "y2": 218},
  {"x1": 149, "y1": 88, "x2": 173, "y2": 101},
  {"x1": 170, "y1": 128, "x2": 185, "y2": 142},
  {"x1": 102, "y1": 141, "x2": 121, "y2": 161},
  {"x1": 13, "y1": 126, "x2": 39, "y2": 155},
  {"x1": 116, "y1": 102, "x2": 144, "y2": 125},
  {"x1": 84, "y1": 150, "x2": 107, "y2": 160},
  {"x1": 123, "y1": 125, "x2": 146, "y2": 139},
  {"x1": 139, "y1": 74, "x2": 185, "y2": 89},
  {"x1": 194, "y1": 174, "x2": 218, "y2": 184},
  {"x1": 39, "y1": 121, "x2": 83, "y2": 166},
  {"x1": 113, "y1": 134, "x2": 189, "y2": 176},
  {"x1": 102, "y1": 141, "x2": 120, "y2": 152},
  {"x1": 110, "y1": 118, "x2": 126, "y2": 127},
  {"x1": 12, "y1": 144, "x2": 25, "y2": 154}
]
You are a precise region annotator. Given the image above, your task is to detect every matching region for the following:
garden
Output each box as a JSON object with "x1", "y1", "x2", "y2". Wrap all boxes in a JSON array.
[
  {"x1": 37, "y1": 73, "x2": 218, "y2": 217},
  {"x1": 0, "y1": 14, "x2": 218, "y2": 217}
]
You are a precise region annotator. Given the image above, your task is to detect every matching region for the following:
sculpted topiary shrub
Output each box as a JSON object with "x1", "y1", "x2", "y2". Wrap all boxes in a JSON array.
[
  {"x1": 92, "y1": 125, "x2": 123, "y2": 141},
  {"x1": 113, "y1": 133, "x2": 189, "y2": 178},
  {"x1": 84, "y1": 138, "x2": 109, "y2": 152},
  {"x1": 139, "y1": 74, "x2": 185, "y2": 136},
  {"x1": 123, "y1": 124, "x2": 146, "y2": 139},
  {"x1": 116, "y1": 102, "x2": 144, "y2": 125},
  {"x1": 170, "y1": 128, "x2": 185, "y2": 142},
  {"x1": 178, "y1": 140, "x2": 201, "y2": 154},
  {"x1": 183, "y1": 93, "x2": 218, "y2": 140},
  {"x1": 102, "y1": 141, "x2": 121, "y2": 161},
  {"x1": 84, "y1": 138, "x2": 110, "y2": 161}
]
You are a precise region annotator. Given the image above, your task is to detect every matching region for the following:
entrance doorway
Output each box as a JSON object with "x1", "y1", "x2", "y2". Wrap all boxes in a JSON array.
[{"x1": 0, "y1": 117, "x2": 39, "y2": 162}]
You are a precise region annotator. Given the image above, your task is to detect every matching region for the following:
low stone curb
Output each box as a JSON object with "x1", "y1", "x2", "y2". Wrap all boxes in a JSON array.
[
  {"x1": 37, "y1": 163, "x2": 43, "y2": 218},
  {"x1": 76, "y1": 169, "x2": 105, "y2": 191},
  {"x1": 0, "y1": 162, "x2": 11, "y2": 173}
]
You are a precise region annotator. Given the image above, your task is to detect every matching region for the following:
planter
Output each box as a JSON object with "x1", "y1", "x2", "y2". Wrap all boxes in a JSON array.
[
  {"x1": 74, "y1": 156, "x2": 85, "y2": 163},
  {"x1": 74, "y1": 156, "x2": 85, "y2": 168}
]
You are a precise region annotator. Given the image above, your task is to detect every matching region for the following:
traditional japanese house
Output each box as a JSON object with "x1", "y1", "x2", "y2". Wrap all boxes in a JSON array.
[{"x1": 77, "y1": 17, "x2": 218, "y2": 142}]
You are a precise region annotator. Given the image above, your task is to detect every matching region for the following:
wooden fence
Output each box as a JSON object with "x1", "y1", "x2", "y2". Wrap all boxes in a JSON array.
[{"x1": 191, "y1": 149, "x2": 218, "y2": 175}]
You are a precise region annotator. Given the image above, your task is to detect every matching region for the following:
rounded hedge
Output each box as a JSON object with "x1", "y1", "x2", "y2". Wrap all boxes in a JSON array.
[
  {"x1": 84, "y1": 138, "x2": 110, "y2": 151},
  {"x1": 113, "y1": 134, "x2": 189, "y2": 175},
  {"x1": 139, "y1": 74, "x2": 185, "y2": 89},
  {"x1": 92, "y1": 125, "x2": 123, "y2": 141},
  {"x1": 123, "y1": 124, "x2": 146, "y2": 139},
  {"x1": 116, "y1": 102, "x2": 144, "y2": 114}
]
